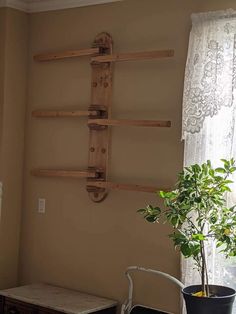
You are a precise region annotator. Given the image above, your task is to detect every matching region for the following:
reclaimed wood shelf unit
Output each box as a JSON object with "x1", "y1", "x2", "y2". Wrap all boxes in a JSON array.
[{"x1": 31, "y1": 32, "x2": 174, "y2": 202}]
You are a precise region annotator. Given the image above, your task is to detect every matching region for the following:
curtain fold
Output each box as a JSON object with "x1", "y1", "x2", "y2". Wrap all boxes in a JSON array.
[{"x1": 182, "y1": 9, "x2": 236, "y2": 314}]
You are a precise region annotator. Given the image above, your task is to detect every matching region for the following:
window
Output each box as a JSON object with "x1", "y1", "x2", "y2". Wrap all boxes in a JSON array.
[{"x1": 182, "y1": 9, "x2": 236, "y2": 314}]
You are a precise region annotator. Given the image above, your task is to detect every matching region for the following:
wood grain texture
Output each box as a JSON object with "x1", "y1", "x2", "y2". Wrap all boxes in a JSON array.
[
  {"x1": 34, "y1": 47, "x2": 100, "y2": 62},
  {"x1": 87, "y1": 181, "x2": 168, "y2": 193},
  {"x1": 31, "y1": 169, "x2": 97, "y2": 179},
  {"x1": 88, "y1": 119, "x2": 171, "y2": 128},
  {"x1": 91, "y1": 49, "x2": 174, "y2": 63},
  {"x1": 32, "y1": 110, "x2": 98, "y2": 118},
  {"x1": 87, "y1": 32, "x2": 113, "y2": 202}
]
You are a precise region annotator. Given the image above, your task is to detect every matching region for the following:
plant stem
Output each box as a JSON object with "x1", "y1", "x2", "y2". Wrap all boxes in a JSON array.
[
  {"x1": 200, "y1": 241, "x2": 206, "y2": 295},
  {"x1": 202, "y1": 242, "x2": 210, "y2": 296},
  {"x1": 200, "y1": 240, "x2": 210, "y2": 297}
]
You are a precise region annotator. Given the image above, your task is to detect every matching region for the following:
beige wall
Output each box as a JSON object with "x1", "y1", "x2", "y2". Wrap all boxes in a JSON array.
[
  {"x1": 18, "y1": 1, "x2": 196, "y2": 313},
  {"x1": 20, "y1": 1, "x2": 193, "y2": 312},
  {"x1": 0, "y1": 0, "x2": 232, "y2": 313},
  {"x1": 0, "y1": 8, "x2": 28, "y2": 288},
  {"x1": 0, "y1": 8, "x2": 7, "y2": 175}
]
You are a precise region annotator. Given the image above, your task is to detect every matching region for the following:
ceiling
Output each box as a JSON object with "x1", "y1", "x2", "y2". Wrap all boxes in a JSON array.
[{"x1": 0, "y1": 0, "x2": 123, "y2": 12}]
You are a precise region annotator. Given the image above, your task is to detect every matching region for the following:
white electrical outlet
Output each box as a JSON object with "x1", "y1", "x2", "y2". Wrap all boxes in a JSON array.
[{"x1": 38, "y1": 198, "x2": 46, "y2": 213}]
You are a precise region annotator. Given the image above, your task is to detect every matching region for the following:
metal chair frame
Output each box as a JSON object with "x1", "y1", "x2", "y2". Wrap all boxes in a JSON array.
[{"x1": 121, "y1": 266, "x2": 185, "y2": 314}]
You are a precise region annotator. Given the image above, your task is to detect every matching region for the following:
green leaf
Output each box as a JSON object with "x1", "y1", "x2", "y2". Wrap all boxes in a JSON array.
[
  {"x1": 145, "y1": 216, "x2": 158, "y2": 223},
  {"x1": 159, "y1": 191, "x2": 165, "y2": 198},
  {"x1": 180, "y1": 243, "x2": 192, "y2": 257},
  {"x1": 192, "y1": 234, "x2": 205, "y2": 241},
  {"x1": 210, "y1": 216, "x2": 217, "y2": 223},
  {"x1": 230, "y1": 167, "x2": 236, "y2": 173},
  {"x1": 223, "y1": 180, "x2": 234, "y2": 184},
  {"x1": 209, "y1": 169, "x2": 215, "y2": 176},
  {"x1": 221, "y1": 159, "x2": 229, "y2": 165},
  {"x1": 137, "y1": 208, "x2": 146, "y2": 213},
  {"x1": 221, "y1": 186, "x2": 231, "y2": 192},
  {"x1": 207, "y1": 160, "x2": 212, "y2": 167},
  {"x1": 215, "y1": 168, "x2": 226, "y2": 174}
]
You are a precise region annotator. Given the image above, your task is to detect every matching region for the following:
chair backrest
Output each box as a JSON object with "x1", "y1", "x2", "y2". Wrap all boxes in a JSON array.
[{"x1": 121, "y1": 266, "x2": 184, "y2": 314}]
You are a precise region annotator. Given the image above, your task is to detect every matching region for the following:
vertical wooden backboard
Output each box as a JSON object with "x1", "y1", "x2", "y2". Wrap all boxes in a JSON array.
[{"x1": 87, "y1": 33, "x2": 113, "y2": 202}]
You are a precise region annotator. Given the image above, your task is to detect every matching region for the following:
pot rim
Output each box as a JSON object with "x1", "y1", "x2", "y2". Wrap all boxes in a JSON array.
[{"x1": 182, "y1": 284, "x2": 236, "y2": 299}]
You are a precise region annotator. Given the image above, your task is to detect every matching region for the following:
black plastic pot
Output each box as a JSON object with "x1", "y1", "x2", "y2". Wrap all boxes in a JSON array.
[{"x1": 182, "y1": 285, "x2": 236, "y2": 314}]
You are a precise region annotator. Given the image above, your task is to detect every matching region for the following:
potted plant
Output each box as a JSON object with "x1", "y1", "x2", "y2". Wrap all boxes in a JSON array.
[{"x1": 138, "y1": 159, "x2": 236, "y2": 314}]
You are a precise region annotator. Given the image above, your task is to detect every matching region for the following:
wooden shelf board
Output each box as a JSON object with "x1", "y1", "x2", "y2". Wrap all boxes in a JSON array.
[
  {"x1": 34, "y1": 47, "x2": 100, "y2": 62},
  {"x1": 32, "y1": 110, "x2": 98, "y2": 118},
  {"x1": 91, "y1": 49, "x2": 174, "y2": 63},
  {"x1": 88, "y1": 119, "x2": 171, "y2": 128},
  {"x1": 87, "y1": 181, "x2": 167, "y2": 193},
  {"x1": 31, "y1": 169, "x2": 97, "y2": 179}
]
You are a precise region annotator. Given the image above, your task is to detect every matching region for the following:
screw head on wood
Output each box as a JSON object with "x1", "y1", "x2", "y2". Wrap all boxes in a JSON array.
[
  {"x1": 101, "y1": 148, "x2": 106, "y2": 154},
  {"x1": 90, "y1": 147, "x2": 95, "y2": 152}
]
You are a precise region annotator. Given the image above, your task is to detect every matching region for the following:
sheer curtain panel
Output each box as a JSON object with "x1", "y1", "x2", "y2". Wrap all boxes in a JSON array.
[{"x1": 182, "y1": 9, "x2": 236, "y2": 314}]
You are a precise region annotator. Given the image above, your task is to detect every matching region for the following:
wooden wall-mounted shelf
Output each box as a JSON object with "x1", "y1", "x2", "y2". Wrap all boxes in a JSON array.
[
  {"x1": 31, "y1": 32, "x2": 174, "y2": 202},
  {"x1": 88, "y1": 119, "x2": 171, "y2": 128},
  {"x1": 91, "y1": 49, "x2": 174, "y2": 63},
  {"x1": 32, "y1": 110, "x2": 99, "y2": 118},
  {"x1": 87, "y1": 181, "x2": 167, "y2": 194},
  {"x1": 31, "y1": 169, "x2": 100, "y2": 179},
  {"x1": 34, "y1": 47, "x2": 101, "y2": 62}
]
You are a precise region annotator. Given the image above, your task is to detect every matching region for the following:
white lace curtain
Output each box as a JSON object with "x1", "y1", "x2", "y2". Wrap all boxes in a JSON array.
[
  {"x1": 182, "y1": 9, "x2": 236, "y2": 314},
  {"x1": 182, "y1": 9, "x2": 236, "y2": 139}
]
